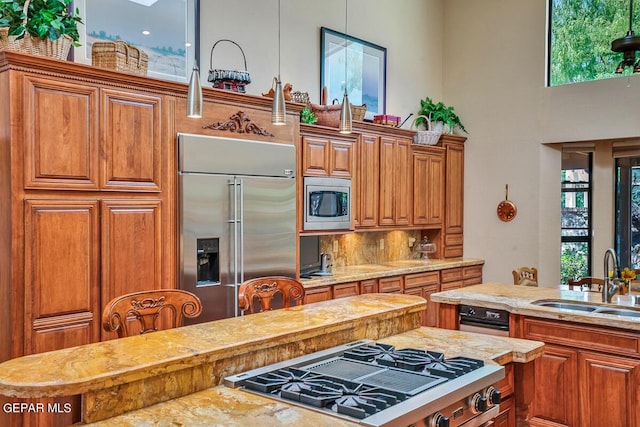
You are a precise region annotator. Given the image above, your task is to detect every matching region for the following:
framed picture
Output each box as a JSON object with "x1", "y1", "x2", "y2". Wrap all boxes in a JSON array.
[
  {"x1": 320, "y1": 27, "x2": 386, "y2": 121},
  {"x1": 73, "y1": 0, "x2": 199, "y2": 83}
]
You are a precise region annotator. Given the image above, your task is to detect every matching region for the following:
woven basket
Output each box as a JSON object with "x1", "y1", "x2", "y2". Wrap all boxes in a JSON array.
[
  {"x1": 0, "y1": 27, "x2": 72, "y2": 60},
  {"x1": 92, "y1": 39, "x2": 148, "y2": 75},
  {"x1": 310, "y1": 100, "x2": 342, "y2": 127},
  {"x1": 351, "y1": 104, "x2": 367, "y2": 121},
  {"x1": 412, "y1": 115, "x2": 442, "y2": 145},
  {"x1": 208, "y1": 39, "x2": 251, "y2": 92}
]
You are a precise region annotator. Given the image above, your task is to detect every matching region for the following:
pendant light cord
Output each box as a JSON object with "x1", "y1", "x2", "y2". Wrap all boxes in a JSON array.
[
  {"x1": 278, "y1": 0, "x2": 281, "y2": 79},
  {"x1": 344, "y1": 0, "x2": 348, "y2": 94},
  {"x1": 630, "y1": 0, "x2": 634, "y2": 33}
]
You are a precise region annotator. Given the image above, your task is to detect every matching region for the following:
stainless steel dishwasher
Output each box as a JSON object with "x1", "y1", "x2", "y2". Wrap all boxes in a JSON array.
[{"x1": 459, "y1": 304, "x2": 510, "y2": 336}]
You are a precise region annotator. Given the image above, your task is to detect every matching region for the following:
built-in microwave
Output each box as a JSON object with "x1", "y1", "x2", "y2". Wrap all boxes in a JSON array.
[{"x1": 303, "y1": 176, "x2": 352, "y2": 231}]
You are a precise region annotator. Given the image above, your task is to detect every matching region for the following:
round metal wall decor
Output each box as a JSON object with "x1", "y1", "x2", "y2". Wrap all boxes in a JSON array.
[{"x1": 497, "y1": 184, "x2": 517, "y2": 222}]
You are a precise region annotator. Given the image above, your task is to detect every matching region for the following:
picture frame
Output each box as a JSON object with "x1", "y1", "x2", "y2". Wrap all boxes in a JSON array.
[
  {"x1": 73, "y1": 0, "x2": 199, "y2": 83},
  {"x1": 320, "y1": 27, "x2": 386, "y2": 121}
]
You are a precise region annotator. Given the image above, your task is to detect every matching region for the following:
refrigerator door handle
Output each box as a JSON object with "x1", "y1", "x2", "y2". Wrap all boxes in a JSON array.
[{"x1": 237, "y1": 178, "x2": 245, "y2": 317}]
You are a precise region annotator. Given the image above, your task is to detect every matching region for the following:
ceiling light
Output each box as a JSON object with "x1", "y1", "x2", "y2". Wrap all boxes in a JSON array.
[
  {"x1": 339, "y1": 0, "x2": 352, "y2": 134},
  {"x1": 611, "y1": 0, "x2": 640, "y2": 73},
  {"x1": 127, "y1": 0, "x2": 159, "y2": 6},
  {"x1": 187, "y1": 62, "x2": 203, "y2": 118},
  {"x1": 142, "y1": 30, "x2": 150, "y2": 36}
]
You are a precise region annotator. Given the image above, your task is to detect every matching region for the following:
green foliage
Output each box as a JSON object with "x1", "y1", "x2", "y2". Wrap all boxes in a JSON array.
[
  {"x1": 551, "y1": 0, "x2": 635, "y2": 85},
  {"x1": 416, "y1": 97, "x2": 467, "y2": 133},
  {"x1": 300, "y1": 107, "x2": 318, "y2": 125},
  {"x1": 0, "y1": 0, "x2": 83, "y2": 46},
  {"x1": 560, "y1": 244, "x2": 589, "y2": 285}
]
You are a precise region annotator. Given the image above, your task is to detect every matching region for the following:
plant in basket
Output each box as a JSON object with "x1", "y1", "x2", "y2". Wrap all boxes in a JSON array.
[
  {"x1": 416, "y1": 97, "x2": 467, "y2": 134},
  {"x1": 0, "y1": 0, "x2": 83, "y2": 59}
]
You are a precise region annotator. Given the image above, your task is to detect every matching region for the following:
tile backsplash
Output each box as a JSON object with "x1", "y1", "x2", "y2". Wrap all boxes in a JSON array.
[{"x1": 320, "y1": 230, "x2": 425, "y2": 267}]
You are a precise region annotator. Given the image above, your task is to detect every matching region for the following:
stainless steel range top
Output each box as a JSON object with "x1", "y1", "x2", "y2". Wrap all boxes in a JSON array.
[{"x1": 224, "y1": 340, "x2": 504, "y2": 427}]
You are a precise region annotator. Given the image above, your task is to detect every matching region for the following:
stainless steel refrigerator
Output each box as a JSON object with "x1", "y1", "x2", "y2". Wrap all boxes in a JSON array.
[{"x1": 178, "y1": 133, "x2": 297, "y2": 323}]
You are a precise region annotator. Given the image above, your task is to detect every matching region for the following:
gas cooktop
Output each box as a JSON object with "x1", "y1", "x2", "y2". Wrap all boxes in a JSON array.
[{"x1": 224, "y1": 340, "x2": 504, "y2": 427}]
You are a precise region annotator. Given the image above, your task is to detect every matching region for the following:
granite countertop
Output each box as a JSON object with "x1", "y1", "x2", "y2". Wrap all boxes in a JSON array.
[
  {"x1": 431, "y1": 282, "x2": 640, "y2": 331},
  {"x1": 83, "y1": 327, "x2": 544, "y2": 427},
  {"x1": 301, "y1": 258, "x2": 485, "y2": 288},
  {"x1": 0, "y1": 294, "x2": 425, "y2": 399}
]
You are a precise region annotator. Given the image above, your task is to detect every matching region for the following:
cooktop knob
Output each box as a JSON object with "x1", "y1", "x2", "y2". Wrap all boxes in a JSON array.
[
  {"x1": 485, "y1": 386, "x2": 502, "y2": 405},
  {"x1": 469, "y1": 393, "x2": 488, "y2": 413},
  {"x1": 427, "y1": 412, "x2": 450, "y2": 427}
]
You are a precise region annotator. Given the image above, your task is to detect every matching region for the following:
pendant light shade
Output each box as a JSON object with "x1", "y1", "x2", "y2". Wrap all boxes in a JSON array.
[
  {"x1": 272, "y1": 76, "x2": 286, "y2": 125},
  {"x1": 339, "y1": 0, "x2": 352, "y2": 134},
  {"x1": 339, "y1": 92, "x2": 352, "y2": 133},
  {"x1": 187, "y1": 62, "x2": 203, "y2": 118},
  {"x1": 272, "y1": 0, "x2": 286, "y2": 125}
]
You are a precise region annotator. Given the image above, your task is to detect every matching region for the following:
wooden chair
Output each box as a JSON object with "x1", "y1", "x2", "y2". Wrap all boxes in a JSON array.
[
  {"x1": 567, "y1": 277, "x2": 604, "y2": 292},
  {"x1": 238, "y1": 276, "x2": 306, "y2": 314},
  {"x1": 102, "y1": 289, "x2": 203, "y2": 338},
  {"x1": 512, "y1": 267, "x2": 538, "y2": 286}
]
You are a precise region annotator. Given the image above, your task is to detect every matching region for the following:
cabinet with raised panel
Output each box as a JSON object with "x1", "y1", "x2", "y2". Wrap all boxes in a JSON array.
[
  {"x1": 412, "y1": 145, "x2": 445, "y2": 226},
  {"x1": 300, "y1": 125, "x2": 356, "y2": 178}
]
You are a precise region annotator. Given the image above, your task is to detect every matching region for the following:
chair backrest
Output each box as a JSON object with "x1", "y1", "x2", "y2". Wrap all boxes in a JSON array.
[
  {"x1": 102, "y1": 289, "x2": 203, "y2": 338},
  {"x1": 238, "y1": 276, "x2": 306, "y2": 314},
  {"x1": 512, "y1": 267, "x2": 538, "y2": 286},
  {"x1": 567, "y1": 277, "x2": 604, "y2": 292}
]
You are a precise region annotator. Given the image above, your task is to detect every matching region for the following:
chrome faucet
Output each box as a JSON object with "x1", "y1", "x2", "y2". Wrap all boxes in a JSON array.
[{"x1": 603, "y1": 248, "x2": 621, "y2": 303}]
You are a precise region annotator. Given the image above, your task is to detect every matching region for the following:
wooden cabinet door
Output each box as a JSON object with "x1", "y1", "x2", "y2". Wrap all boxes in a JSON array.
[
  {"x1": 333, "y1": 282, "x2": 359, "y2": 298},
  {"x1": 379, "y1": 137, "x2": 411, "y2": 226},
  {"x1": 379, "y1": 276, "x2": 404, "y2": 293},
  {"x1": 101, "y1": 89, "x2": 162, "y2": 191},
  {"x1": 23, "y1": 75, "x2": 100, "y2": 190},
  {"x1": 578, "y1": 351, "x2": 640, "y2": 427},
  {"x1": 444, "y1": 140, "x2": 464, "y2": 257},
  {"x1": 394, "y1": 138, "x2": 412, "y2": 225},
  {"x1": 101, "y1": 199, "x2": 163, "y2": 339},
  {"x1": 413, "y1": 147, "x2": 444, "y2": 226},
  {"x1": 359, "y1": 279, "x2": 379, "y2": 294},
  {"x1": 531, "y1": 344, "x2": 578, "y2": 427},
  {"x1": 24, "y1": 200, "x2": 101, "y2": 354},
  {"x1": 329, "y1": 140, "x2": 354, "y2": 178},
  {"x1": 304, "y1": 286, "x2": 333, "y2": 304},
  {"x1": 301, "y1": 135, "x2": 330, "y2": 176},
  {"x1": 356, "y1": 134, "x2": 379, "y2": 227}
]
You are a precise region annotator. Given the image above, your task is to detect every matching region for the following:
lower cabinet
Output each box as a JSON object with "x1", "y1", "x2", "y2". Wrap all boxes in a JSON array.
[
  {"x1": 521, "y1": 317, "x2": 640, "y2": 427},
  {"x1": 404, "y1": 272, "x2": 440, "y2": 327}
]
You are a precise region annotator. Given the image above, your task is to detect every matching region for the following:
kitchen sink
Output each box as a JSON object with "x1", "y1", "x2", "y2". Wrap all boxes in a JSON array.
[
  {"x1": 532, "y1": 299, "x2": 640, "y2": 317},
  {"x1": 532, "y1": 300, "x2": 599, "y2": 312}
]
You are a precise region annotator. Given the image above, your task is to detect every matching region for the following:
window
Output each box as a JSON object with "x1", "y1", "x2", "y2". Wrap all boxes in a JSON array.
[
  {"x1": 561, "y1": 151, "x2": 592, "y2": 284},
  {"x1": 615, "y1": 156, "x2": 640, "y2": 268},
  {"x1": 549, "y1": 0, "x2": 637, "y2": 86}
]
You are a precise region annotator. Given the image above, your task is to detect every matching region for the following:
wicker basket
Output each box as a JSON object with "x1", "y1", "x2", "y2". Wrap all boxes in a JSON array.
[
  {"x1": 412, "y1": 115, "x2": 442, "y2": 145},
  {"x1": 351, "y1": 104, "x2": 367, "y2": 121},
  {"x1": 92, "y1": 39, "x2": 149, "y2": 75},
  {"x1": 0, "y1": 27, "x2": 73, "y2": 60},
  {"x1": 208, "y1": 39, "x2": 251, "y2": 92},
  {"x1": 290, "y1": 91, "x2": 311, "y2": 106},
  {"x1": 310, "y1": 100, "x2": 342, "y2": 127}
]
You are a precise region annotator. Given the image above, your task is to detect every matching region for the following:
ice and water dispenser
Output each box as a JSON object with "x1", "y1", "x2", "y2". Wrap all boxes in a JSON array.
[{"x1": 197, "y1": 238, "x2": 220, "y2": 286}]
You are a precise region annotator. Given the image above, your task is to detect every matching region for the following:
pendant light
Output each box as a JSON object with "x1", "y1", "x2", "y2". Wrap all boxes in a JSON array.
[
  {"x1": 187, "y1": 61, "x2": 203, "y2": 118},
  {"x1": 272, "y1": 0, "x2": 286, "y2": 125},
  {"x1": 611, "y1": 0, "x2": 640, "y2": 74},
  {"x1": 339, "y1": 0, "x2": 352, "y2": 134}
]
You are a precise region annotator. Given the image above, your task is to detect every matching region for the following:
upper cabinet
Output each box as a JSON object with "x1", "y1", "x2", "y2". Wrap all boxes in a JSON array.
[
  {"x1": 22, "y1": 75, "x2": 163, "y2": 192},
  {"x1": 300, "y1": 126, "x2": 356, "y2": 178}
]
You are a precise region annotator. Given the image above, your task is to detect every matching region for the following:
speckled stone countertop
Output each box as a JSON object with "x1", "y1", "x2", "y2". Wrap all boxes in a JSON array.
[
  {"x1": 431, "y1": 282, "x2": 640, "y2": 330},
  {"x1": 83, "y1": 327, "x2": 543, "y2": 427},
  {"x1": 301, "y1": 258, "x2": 485, "y2": 288}
]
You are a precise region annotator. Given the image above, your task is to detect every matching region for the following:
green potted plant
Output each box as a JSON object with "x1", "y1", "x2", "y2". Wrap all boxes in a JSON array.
[
  {"x1": 415, "y1": 97, "x2": 467, "y2": 134},
  {"x1": 0, "y1": 0, "x2": 83, "y2": 59}
]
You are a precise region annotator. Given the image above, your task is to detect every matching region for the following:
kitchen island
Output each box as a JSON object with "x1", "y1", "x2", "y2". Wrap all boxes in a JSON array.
[
  {"x1": 0, "y1": 293, "x2": 543, "y2": 426},
  {"x1": 431, "y1": 283, "x2": 640, "y2": 426}
]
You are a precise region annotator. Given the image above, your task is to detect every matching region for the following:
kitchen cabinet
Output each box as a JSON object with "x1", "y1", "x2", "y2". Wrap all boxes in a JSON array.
[
  {"x1": 304, "y1": 286, "x2": 333, "y2": 303},
  {"x1": 333, "y1": 282, "x2": 360, "y2": 299},
  {"x1": 300, "y1": 127, "x2": 356, "y2": 178},
  {"x1": 354, "y1": 134, "x2": 380, "y2": 227},
  {"x1": 442, "y1": 135, "x2": 466, "y2": 258},
  {"x1": 359, "y1": 279, "x2": 379, "y2": 294},
  {"x1": 0, "y1": 53, "x2": 172, "y2": 427},
  {"x1": 379, "y1": 136, "x2": 412, "y2": 226},
  {"x1": 520, "y1": 316, "x2": 640, "y2": 427},
  {"x1": 404, "y1": 271, "x2": 440, "y2": 327},
  {"x1": 412, "y1": 145, "x2": 445, "y2": 226},
  {"x1": 378, "y1": 275, "x2": 404, "y2": 293}
]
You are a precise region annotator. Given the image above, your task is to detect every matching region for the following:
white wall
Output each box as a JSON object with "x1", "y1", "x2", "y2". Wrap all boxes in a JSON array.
[
  {"x1": 200, "y1": 0, "x2": 640, "y2": 286},
  {"x1": 199, "y1": 0, "x2": 444, "y2": 122},
  {"x1": 444, "y1": 0, "x2": 640, "y2": 286}
]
